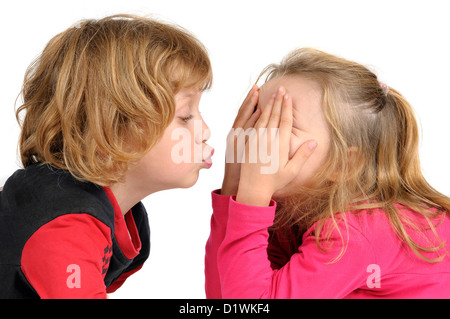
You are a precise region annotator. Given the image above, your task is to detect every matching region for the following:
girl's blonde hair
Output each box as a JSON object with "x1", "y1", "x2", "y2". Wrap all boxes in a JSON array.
[
  {"x1": 16, "y1": 14, "x2": 212, "y2": 186},
  {"x1": 260, "y1": 48, "x2": 450, "y2": 262}
]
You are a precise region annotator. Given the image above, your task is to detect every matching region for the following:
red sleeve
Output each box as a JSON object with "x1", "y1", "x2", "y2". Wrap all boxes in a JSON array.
[
  {"x1": 21, "y1": 213, "x2": 112, "y2": 299},
  {"x1": 204, "y1": 189, "x2": 230, "y2": 299}
]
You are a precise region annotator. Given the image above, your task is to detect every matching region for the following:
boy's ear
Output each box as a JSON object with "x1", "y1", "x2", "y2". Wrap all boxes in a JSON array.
[{"x1": 328, "y1": 146, "x2": 360, "y2": 182}]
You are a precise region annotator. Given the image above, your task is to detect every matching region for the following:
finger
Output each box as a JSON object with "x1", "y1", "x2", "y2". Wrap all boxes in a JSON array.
[
  {"x1": 242, "y1": 84, "x2": 258, "y2": 106},
  {"x1": 230, "y1": 107, "x2": 261, "y2": 159},
  {"x1": 278, "y1": 94, "x2": 293, "y2": 163},
  {"x1": 243, "y1": 108, "x2": 261, "y2": 130},
  {"x1": 228, "y1": 108, "x2": 260, "y2": 163},
  {"x1": 233, "y1": 90, "x2": 259, "y2": 128},
  {"x1": 254, "y1": 93, "x2": 275, "y2": 129},
  {"x1": 279, "y1": 94, "x2": 293, "y2": 145},
  {"x1": 267, "y1": 87, "x2": 285, "y2": 129},
  {"x1": 285, "y1": 139, "x2": 317, "y2": 172},
  {"x1": 233, "y1": 86, "x2": 259, "y2": 128},
  {"x1": 238, "y1": 85, "x2": 258, "y2": 113},
  {"x1": 239, "y1": 85, "x2": 259, "y2": 114}
]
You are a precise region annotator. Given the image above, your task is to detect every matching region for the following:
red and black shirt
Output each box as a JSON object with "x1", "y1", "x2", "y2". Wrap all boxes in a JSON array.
[{"x1": 0, "y1": 163, "x2": 150, "y2": 298}]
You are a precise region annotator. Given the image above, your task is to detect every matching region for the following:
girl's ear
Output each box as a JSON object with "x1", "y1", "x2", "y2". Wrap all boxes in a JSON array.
[{"x1": 328, "y1": 146, "x2": 360, "y2": 182}]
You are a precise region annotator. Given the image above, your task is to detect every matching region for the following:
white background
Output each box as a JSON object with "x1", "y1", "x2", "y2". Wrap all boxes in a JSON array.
[{"x1": 1, "y1": 0, "x2": 449, "y2": 298}]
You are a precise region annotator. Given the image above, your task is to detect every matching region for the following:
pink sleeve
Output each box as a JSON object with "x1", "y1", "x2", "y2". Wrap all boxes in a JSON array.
[
  {"x1": 204, "y1": 189, "x2": 230, "y2": 298},
  {"x1": 21, "y1": 214, "x2": 112, "y2": 299},
  {"x1": 217, "y1": 197, "x2": 376, "y2": 298}
]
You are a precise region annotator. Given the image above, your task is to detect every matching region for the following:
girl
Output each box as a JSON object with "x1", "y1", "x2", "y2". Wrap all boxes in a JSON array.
[
  {"x1": 0, "y1": 14, "x2": 213, "y2": 298},
  {"x1": 205, "y1": 48, "x2": 450, "y2": 298}
]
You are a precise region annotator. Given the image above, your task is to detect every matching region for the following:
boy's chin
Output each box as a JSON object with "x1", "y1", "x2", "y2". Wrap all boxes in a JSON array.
[{"x1": 177, "y1": 172, "x2": 200, "y2": 189}]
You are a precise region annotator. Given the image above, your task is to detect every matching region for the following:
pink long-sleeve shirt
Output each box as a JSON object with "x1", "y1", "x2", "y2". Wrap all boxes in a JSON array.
[{"x1": 205, "y1": 190, "x2": 450, "y2": 298}]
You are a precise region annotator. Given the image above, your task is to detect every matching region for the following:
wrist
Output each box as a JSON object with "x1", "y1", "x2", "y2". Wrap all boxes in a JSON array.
[
  {"x1": 221, "y1": 167, "x2": 241, "y2": 196},
  {"x1": 221, "y1": 184, "x2": 238, "y2": 196},
  {"x1": 235, "y1": 185, "x2": 273, "y2": 207},
  {"x1": 221, "y1": 177, "x2": 239, "y2": 196}
]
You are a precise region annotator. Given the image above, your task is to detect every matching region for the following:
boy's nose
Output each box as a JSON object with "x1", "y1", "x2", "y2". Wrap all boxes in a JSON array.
[
  {"x1": 201, "y1": 127, "x2": 211, "y2": 143},
  {"x1": 195, "y1": 120, "x2": 211, "y2": 144}
]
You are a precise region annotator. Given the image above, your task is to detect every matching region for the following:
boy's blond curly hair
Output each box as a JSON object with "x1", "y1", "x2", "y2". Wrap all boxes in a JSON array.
[{"x1": 16, "y1": 14, "x2": 212, "y2": 186}]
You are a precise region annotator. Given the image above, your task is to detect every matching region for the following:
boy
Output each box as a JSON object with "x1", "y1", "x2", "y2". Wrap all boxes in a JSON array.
[{"x1": 0, "y1": 14, "x2": 213, "y2": 298}]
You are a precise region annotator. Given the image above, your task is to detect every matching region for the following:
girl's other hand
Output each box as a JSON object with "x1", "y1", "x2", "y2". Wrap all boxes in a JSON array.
[{"x1": 221, "y1": 85, "x2": 261, "y2": 196}]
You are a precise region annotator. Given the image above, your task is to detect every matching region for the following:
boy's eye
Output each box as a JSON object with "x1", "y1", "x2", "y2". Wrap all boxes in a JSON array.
[{"x1": 180, "y1": 114, "x2": 194, "y2": 122}]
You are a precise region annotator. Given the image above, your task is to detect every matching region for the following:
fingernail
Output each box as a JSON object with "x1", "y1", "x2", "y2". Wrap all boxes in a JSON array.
[{"x1": 278, "y1": 87, "x2": 285, "y2": 94}]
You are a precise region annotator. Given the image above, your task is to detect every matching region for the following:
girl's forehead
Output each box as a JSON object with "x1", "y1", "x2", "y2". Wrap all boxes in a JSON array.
[
  {"x1": 258, "y1": 75, "x2": 325, "y2": 124},
  {"x1": 259, "y1": 77, "x2": 285, "y2": 97},
  {"x1": 260, "y1": 75, "x2": 307, "y2": 100},
  {"x1": 259, "y1": 76, "x2": 322, "y2": 107}
]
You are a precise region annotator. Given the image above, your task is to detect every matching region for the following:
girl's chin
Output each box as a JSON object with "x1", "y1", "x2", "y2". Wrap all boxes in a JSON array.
[{"x1": 272, "y1": 189, "x2": 293, "y2": 201}]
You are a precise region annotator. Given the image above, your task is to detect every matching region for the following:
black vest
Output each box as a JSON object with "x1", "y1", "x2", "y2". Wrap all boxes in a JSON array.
[{"x1": 0, "y1": 163, "x2": 150, "y2": 298}]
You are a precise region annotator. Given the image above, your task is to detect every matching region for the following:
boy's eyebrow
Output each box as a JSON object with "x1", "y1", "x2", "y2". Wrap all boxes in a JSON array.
[
  {"x1": 177, "y1": 95, "x2": 193, "y2": 106},
  {"x1": 175, "y1": 98, "x2": 191, "y2": 112},
  {"x1": 175, "y1": 101, "x2": 189, "y2": 110}
]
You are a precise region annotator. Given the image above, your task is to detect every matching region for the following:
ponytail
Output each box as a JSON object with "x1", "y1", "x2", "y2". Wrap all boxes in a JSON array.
[
  {"x1": 375, "y1": 87, "x2": 450, "y2": 262},
  {"x1": 376, "y1": 87, "x2": 420, "y2": 202},
  {"x1": 377, "y1": 87, "x2": 450, "y2": 209}
]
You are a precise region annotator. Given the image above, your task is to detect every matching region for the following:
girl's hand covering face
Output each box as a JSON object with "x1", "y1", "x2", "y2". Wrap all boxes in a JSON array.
[
  {"x1": 236, "y1": 86, "x2": 317, "y2": 206},
  {"x1": 221, "y1": 85, "x2": 261, "y2": 196}
]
